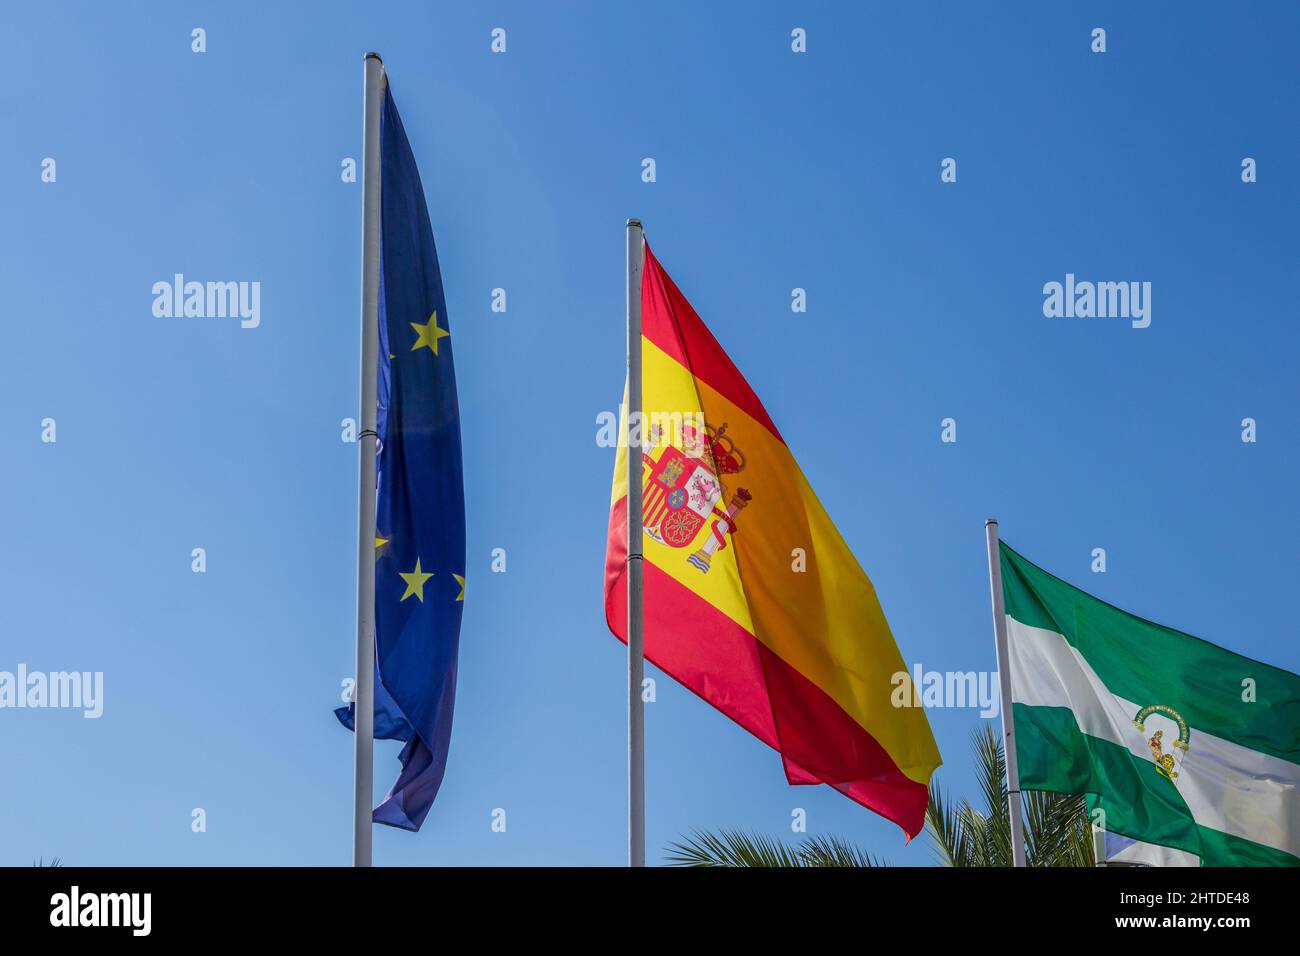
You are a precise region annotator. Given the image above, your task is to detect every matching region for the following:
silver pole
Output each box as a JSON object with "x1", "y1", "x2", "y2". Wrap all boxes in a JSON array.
[
  {"x1": 985, "y1": 519, "x2": 1027, "y2": 867},
  {"x1": 625, "y1": 218, "x2": 645, "y2": 867},
  {"x1": 353, "y1": 51, "x2": 384, "y2": 868}
]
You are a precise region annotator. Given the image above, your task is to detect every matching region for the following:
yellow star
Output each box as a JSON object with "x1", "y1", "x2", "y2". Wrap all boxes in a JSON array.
[
  {"x1": 399, "y1": 558, "x2": 434, "y2": 602},
  {"x1": 410, "y1": 310, "x2": 450, "y2": 356},
  {"x1": 375, "y1": 533, "x2": 389, "y2": 552},
  {"x1": 453, "y1": 574, "x2": 465, "y2": 602}
]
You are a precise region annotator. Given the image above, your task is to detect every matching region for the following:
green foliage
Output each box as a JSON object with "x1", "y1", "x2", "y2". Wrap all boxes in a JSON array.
[
  {"x1": 668, "y1": 724, "x2": 1096, "y2": 867},
  {"x1": 666, "y1": 829, "x2": 888, "y2": 867},
  {"x1": 925, "y1": 725, "x2": 1095, "y2": 867}
]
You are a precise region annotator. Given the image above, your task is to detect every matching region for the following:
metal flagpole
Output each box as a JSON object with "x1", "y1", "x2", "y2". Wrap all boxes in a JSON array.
[
  {"x1": 985, "y1": 518, "x2": 1027, "y2": 867},
  {"x1": 1093, "y1": 826, "x2": 1107, "y2": 866},
  {"x1": 353, "y1": 51, "x2": 385, "y2": 868},
  {"x1": 625, "y1": 218, "x2": 646, "y2": 867}
]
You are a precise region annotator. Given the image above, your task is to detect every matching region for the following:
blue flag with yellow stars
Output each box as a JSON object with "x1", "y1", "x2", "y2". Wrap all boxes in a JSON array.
[{"x1": 336, "y1": 81, "x2": 465, "y2": 832}]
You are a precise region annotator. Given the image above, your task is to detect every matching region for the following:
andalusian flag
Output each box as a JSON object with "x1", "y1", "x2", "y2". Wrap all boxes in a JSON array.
[
  {"x1": 1001, "y1": 542, "x2": 1300, "y2": 866},
  {"x1": 604, "y1": 244, "x2": 941, "y2": 838}
]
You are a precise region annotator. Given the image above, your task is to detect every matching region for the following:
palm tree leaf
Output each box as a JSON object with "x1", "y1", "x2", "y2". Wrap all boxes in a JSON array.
[
  {"x1": 925, "y1": 779, "x2": 975, "y2": 867},
  {"x1": 1024, "y1": 790, "x2": 1094, "y2": 867},
  {"x1": 798, "y1": 834, "x2": 887, "y2": 867},
  {"x1": 665, "y1": 828, "x2": 807, "y2": 867},
  {"x1": 972, "y1": 724, "x2": 1012, "y2": 866},
  {"x1": 665, "y1": 829, "x2": 888, "y2": 867},
  {"x1": 672, "y1": 725, "x2": 1095, "y2": 868}
]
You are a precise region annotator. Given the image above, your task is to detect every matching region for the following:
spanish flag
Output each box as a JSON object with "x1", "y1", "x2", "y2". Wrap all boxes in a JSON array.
[{"x1": 604, "y1": 243, "x2": 941, "y2": 838}]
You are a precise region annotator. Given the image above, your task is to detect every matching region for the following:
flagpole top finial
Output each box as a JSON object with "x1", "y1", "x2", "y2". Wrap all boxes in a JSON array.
[
  {"x1": 626, "y1": 218, "x2": 642, "y2": 228},
  {"x1": 985, "y1": 518, "x2": 998, "y2": 526},
  {"x1": 364, "y1": 52, "x2": 384, "y2": 63}
]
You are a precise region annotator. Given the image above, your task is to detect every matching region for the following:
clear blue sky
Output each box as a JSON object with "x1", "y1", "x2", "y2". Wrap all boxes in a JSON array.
[{"x1": 2, "y1": 2, "x2": 1296, "y2": 866}]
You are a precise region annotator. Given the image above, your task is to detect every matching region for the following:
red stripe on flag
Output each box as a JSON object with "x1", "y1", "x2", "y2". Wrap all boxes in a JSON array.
[
  {"x1": 604, "y1": 497, "x2": 928, "y2": 839},
  {"x1": 640, "y1": 244, "x2": 785, "y2": 445}
]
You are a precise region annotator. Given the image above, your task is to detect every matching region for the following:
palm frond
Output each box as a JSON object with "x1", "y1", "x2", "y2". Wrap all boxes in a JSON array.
[
  {"x1": 798, "y1": 834, "x2": 887, "y2": 867},
  {"x1": 971, "y1": 724, "x2": 1011, "y2": 866},
  {"x1": 927, "y1": 723, "x2": 1094, "y2": 866},
  {"x1": 1024, "y1": 790, "x2": 1094, "y2": 867},
  {"x1": 665, "y1": 829, "x2": 886, "y2": 867},
  {"x1": 665, "y1": 829, "x2": 807, "y2": 867},
  {"x1": 925, "y1": 778, "x2": 974, "y2": 867},
  {"x1": 672, "y1": 722, "x2": 1095, "y2": 868}
]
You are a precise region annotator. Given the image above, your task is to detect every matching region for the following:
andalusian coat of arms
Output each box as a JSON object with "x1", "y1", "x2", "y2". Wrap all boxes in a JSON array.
[
  {"x1": 1133, "y1": 704, "x2": 1191, "y2": 780},
  {"x1": 641, "y1": 421, "x2": 751, "y2": 573}
]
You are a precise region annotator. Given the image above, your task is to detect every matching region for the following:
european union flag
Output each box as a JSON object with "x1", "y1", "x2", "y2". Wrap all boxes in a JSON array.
[{"x1": 337, "y1": 82, "x2": 465, "y2": 831}]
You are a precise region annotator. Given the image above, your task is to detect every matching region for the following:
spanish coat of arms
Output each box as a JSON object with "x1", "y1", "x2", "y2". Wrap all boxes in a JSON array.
[{"x1": 640, "y1": 421, "x2": 752, "y2": 573}]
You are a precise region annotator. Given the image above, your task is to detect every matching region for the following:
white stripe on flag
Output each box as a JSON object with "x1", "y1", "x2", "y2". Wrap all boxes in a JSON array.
[{"x1": 1105, "y1": 831, "x2": 1200, "y2": 867}]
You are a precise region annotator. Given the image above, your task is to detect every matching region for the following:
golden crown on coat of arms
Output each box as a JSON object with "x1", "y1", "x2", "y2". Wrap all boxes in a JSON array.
[{"x1": 682, "y1": 421, "x2": 746, "y2": 475}]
